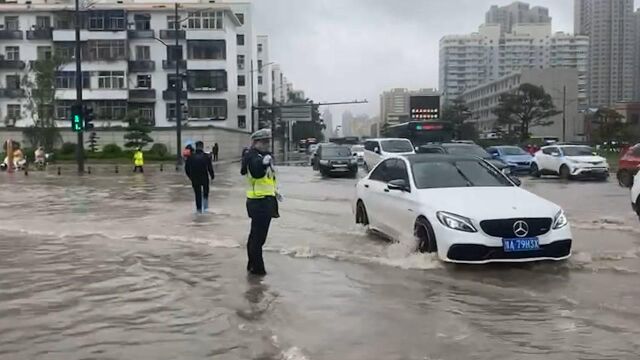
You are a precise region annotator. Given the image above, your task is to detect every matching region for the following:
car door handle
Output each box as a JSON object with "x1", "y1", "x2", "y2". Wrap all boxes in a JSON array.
[
  {"x1": 364, "y1": 184, "x2": 369, "y2": 188},
  {"x1": 384, "y1": 188, "x2": 389, "y2": 193}
]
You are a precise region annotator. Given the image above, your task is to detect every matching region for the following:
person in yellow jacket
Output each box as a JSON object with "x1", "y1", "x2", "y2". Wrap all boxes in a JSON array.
[
  {"x1": 133, "y1": 147, "x2": 144, "y2": 173},
  {"x1": 240, "y1": 129, "x2": 280, "y2": 276}
]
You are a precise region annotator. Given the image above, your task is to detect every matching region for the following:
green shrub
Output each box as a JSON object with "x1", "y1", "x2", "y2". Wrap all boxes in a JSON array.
[
  {"x1": 102, "y1": 143, "x2": 122, "y2": 157},
  {"x1": 60, "y1": 142, "x2": 76, "y2": 155},
  {"x1": 149, "y1": 143, "x2": 169, "y2": 157}
]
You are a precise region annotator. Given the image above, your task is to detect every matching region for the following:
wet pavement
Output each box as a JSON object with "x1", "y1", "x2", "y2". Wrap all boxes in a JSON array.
[{"x1": 1, "y1": 164, "x2": 639, "y2": 359}]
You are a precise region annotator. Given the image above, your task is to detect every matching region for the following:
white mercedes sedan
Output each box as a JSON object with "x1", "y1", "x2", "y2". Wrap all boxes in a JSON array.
[{"x1": 354, "y1": 154, "x2": 573, "y2": 264}]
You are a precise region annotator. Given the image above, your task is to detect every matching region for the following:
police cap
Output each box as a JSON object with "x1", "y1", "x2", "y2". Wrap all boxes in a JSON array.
[{"x1": 251, "y1": 129, "x2": 272, "y2": 141}]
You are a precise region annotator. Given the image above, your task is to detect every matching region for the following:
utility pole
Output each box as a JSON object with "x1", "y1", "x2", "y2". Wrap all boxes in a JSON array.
[
  {"x1": 174, "y1": 2, "x2": 183, "y2": 170},
  {"x1": 250, "y1": 60, "x2": 255, "y2": 133},
  {"x1": 562, "y1": 85, "x2": 566, "y2": 142},
  {"x1": 74, "y1": 0, "x2": 84, "y2": 173}
]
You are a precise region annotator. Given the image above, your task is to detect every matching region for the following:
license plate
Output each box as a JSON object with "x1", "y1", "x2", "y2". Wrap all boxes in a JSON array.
[
  {"x1": 503, "y1": 237, "x2": 540, "y2": 252},
  {"x1": 333, "y1": 164, "x2": 348, "y2": 168}
]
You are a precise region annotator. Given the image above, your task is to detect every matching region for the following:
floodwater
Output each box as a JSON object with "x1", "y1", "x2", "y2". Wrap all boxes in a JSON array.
[{"x1": 1, "y1": 164, "x2": 639, "y2": 359}]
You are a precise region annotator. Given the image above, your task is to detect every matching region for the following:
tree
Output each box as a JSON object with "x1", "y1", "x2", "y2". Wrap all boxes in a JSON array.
[
  {"x1": 441, "y1": 97, "x2": 472, "y2": 139},
  {"x1": 86, "y1": 131, "x2": 100, "y2": 153},
  {"x1": 123, "y1": 113, "x2": 153, "y2": 149},
  {"x1": 591, "y1": 108, "x2": 626, "y2": 147},
  {"x1": 21, "y1": 56, "x2": 65, "y2": 150},
  {"x1": 492, "y1": 83, "x2": 560, "y2": 142}
]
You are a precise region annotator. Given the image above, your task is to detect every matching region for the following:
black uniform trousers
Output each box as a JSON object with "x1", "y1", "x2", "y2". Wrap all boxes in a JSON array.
[
  {"x1": 246, "y1": 197, "x2": 276, "y2": 274},
  {"x1": 192, "y1": 182, "x2": 210, "y2": 211}
]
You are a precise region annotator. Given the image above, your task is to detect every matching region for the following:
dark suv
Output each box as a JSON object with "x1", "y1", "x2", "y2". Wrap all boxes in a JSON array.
[
  {"x1": 417, "y1": 143, "x2": 509, "y2": 171},
  {"x1": 312, "y1": 144, "x2": 358, "y2": 177}
]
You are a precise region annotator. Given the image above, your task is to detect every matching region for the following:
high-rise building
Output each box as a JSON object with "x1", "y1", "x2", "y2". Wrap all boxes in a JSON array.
[
  {"x1": 256, "y1": 35, "x2": 272, "y2": 106},
  {"x1": 322, "y1": 109, "x2": 333, "y2": 138},
  {"x1": 380, "y1": 88, "x2": 440, "y2": 126},
  {"x1": 486, "y1": 1, "x2": 551, "y2": 35},
  {"x1": 575, "y1": 0, "x2": 635, "y2": 107},
  {"x1": 440, "y1": 23, "x2": 588, "y2": 107},
  {"x1": 633, "y1": 9, "x2": 640, "y2": 101}
]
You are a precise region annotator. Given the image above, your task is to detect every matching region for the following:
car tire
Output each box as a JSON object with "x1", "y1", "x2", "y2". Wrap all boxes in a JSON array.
[
  {"x1": 355, "y1": 200, "x2": 369, "y2": 226},
  {"x1": 414, "y1": 217, "x2": 437, "y2": 254},
  {"x1": 617, "y1": 170, "x2": 633, "y2": 188},
  {"x1": 559, "y1": 165, "x2": 571, "y2": 180},
  {"x1": 531, "y1": 162, "x2": 541, "y2": 178},
  {"x1": 636, "y1": 195, "x2": 640, "y2": 218}
]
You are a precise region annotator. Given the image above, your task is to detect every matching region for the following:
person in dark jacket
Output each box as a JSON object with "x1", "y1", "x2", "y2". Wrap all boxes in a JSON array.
[
  {"x1": 212, "y1": 143, "x2": 219, "y2": 162},
  {"x1": 241, "y1": 129, "x2": 279, "y2": 276},
  {"x1": 185, "y1": 141, "x2": 215, "y2": 213}
]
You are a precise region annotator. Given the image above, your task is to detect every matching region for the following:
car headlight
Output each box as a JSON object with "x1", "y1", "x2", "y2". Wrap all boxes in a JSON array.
[
  {"x1": 552, "y1": 210, "x2": 568, "y2": 229},
  {"x1": 567, "y1": 158, "x2": 580, "y2": 164},
  {"x1": 436, "y1": 211, "x2": 477, "y2": 233},
  {"x1": 319, "y1": 160, "x2": 329, "y2": 165}
]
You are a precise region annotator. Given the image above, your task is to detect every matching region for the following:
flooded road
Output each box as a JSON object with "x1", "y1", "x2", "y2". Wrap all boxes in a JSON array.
[{"x1": 1, "y1": 165, "x2": 639, "y2": 359}]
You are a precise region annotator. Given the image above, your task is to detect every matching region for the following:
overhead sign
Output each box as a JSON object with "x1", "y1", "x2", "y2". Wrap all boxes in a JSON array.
[
  {"x1": 281, "y1": 104, "x2": 312, "y2": 122},
  {"x1": 410, "y1": 95, "x2": 440, "y2": 120}
]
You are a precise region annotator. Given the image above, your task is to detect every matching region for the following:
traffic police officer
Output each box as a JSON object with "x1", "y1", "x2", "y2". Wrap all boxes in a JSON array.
[{"x1": 241, "y1": 129, "x2": 279, "y2": 276}]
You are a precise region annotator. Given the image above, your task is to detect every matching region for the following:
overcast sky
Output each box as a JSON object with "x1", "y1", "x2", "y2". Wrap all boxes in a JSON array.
[{"x1": 251, "y1": 0, "x2": 576, "y2": 122}]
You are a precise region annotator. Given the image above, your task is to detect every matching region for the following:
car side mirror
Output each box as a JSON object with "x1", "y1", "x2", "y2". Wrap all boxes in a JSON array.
[
  {"x1": 491, "y1": 153, "x2": 500, "y2": 159},
  {"x1": 388, "y1": 179, "x2": 409, "y2": 192},
  {"x1": 352, "y1": 153, "x2": 357, "y2": 157},
  {"x1": 374, "y1": 147, "x2": 381, "y2": 155}
]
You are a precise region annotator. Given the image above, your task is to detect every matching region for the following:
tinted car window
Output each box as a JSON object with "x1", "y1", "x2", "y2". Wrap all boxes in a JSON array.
[
  {"x1": 561, "y1": 146, "x2": 593, "y2": 156},
  {"x1": 369, "y1": 159, "x2": 392, "y2": 182},
  {"x1": 411, "y1": 160, "x2": 513, "y2": 189},
  {"x1": 542, "y1": 147, "x2": 555, "y2": 155},
  {"x1": 387, "y1": 159, "x2": 409, "y2": 184},
  {"x1": 321, "y1": 146, "x2": 351, "y2": 157},
  {"x1": 364, "y1": 141, "x2": 378, "y2": 152},
  {"x1": 500, "y1": 146, "x2": 527, "y2": 155},
  {"x1": 631, "y1": 145, "x2": 640, "y2": 157},
  {"x1": 486, "y1": 147, "x2": 498, "y2": 155},
  {"x1": 419, "y1": 146, "x2": 445, "y2": 154},
  {"x1": 380, "y1": 140, "x2": 413, "y2": 153}
]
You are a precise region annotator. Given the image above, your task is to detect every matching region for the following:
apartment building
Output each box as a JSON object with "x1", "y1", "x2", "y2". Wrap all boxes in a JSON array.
[
  {"x1": 461, "y1": 68, "x2": 581, "y2": 140},
  {"x1": 486, "y1": 1, "x2": 551, "y2": 35},
  {"x1": 271, "y1": 63, "x2": 286, "y2": 104},
  {"x1": 256, "y1": 35, "x2": 271, "y2": 107},
  {"x1": 0, "y1": 0, "x2": 268, "y2": 132}
]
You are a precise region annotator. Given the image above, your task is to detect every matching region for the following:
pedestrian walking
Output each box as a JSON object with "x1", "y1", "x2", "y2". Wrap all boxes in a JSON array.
[
  {"x1": 183, "y1": 144, "x2": 194, "y2": 161},
  {"x1": 241, "y1": 129, "x2": 280, "y2": 276},
  {"x1": 212, "y1": 143, "x2": 219, "y2": 162},
  {"x1": 133, "y1": 147, "x2": 144, "y2": 173},
  {"x1": 185, "y1": 141, "x2": 215, "y2": 213}
]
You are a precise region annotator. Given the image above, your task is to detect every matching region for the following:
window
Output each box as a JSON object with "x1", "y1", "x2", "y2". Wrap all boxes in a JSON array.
[
  {"x1": 258, "y1": 76, "x2": 263, "y2": 85},
  {"x1": 136, "y1": 46, "x2": 150, "y2": 60},
  {"x1": 36, "y1": 16, "x2": 51, "y2": 29},
  {"x1": 95, "y1": 100, "x2": 127, "y2": 120},
  {"x1": 5, "y1": 46, "x2": 19, "y2": 61},
  {"x1": 167, "y1": 16, "x2": 178, "y2": 30},
  {"x1": 370, "y1": 159, "x2": 392, "y2": 182},
  {"x1": 134, "y1": 14, "x2": 151, "y2": 30},
  {"x1": 237, "y1": 34, "x2": 245, "y2": 46},
  {"x1": 387, "y1": 159, "x2": 410, "y2": 185},
  {"x1": 238, "y1": 115, "x2": 246, "y2": 129},
  {"x1": 6, "y1": 75, "x2": 20, "y2": 90},
  {"x1": 542, "y1": 147, "x2": 557, "y2": 155},
  {"x1": 136, "y1": 74, "x2": 151, "y2": 88},
  {"x1": 166, "y1": 103, "x2": 178, "y2": 120},
  {"x1": 258, "y1": 43, "x2": 263, "y2": 53},
  {"x1": 88, "y1": 40, "x2": 126, "y2": 60},
  {"x1": 55, "y1": 71, "x2": 90, "y2": 89},
  {"x1": 5, "y1": 16, "x2": 19, "y2": 31},
  {"x1": 167, "y1": 74, "x2": 184, "y2": 90},
  {"x1": 187, "y1": 70, "x2": 227, "y2": 91},
  {"x1": 187, "y1": 11, "x2": 223, "y2": 29},
  {"x1": 235, "y1": 13, "x2": 245, "y2": 25},
  {"x1": 55, "y1": 42, "x2": 76, "y2": 61},
  {"x1": 37, "y1": 46, "x2": 52, "y2": 60},
  {"x1": 237, "y1": 55, "x2": 245, "y2": 70},
  {"x1": 412, "y1": 160, "x2": 511, "y2": 189},
  {"x1": 167, "y1": 45, "x2": 182, "y2": 61},
  {"x1": 7, "y1": 104, "x2": 20, "y2": 120},
  {"x1": 364, "y1": 140, "x2": 378, "y2": 152},
  {"x1": 187, "y1": 99, "x2": 227, "y2": 119},
  {"x1": 238, "y1": 95, "x2": 247, "y2": 109},
  {"x1": 238, "y1": 75, "x2": 246, "y2": 87},
  {"x1": 98, "y1": 71, "x2": 125, "y2": 89},
  {"x1": 55, "y1": 100, "x2": 74, "y2": 120},
  {"x1": 88, "y1": 10, "x2": 126, "y2": 30},
  {"x1": 187, "y1": 40, "x2": 225, "y2": 60}
]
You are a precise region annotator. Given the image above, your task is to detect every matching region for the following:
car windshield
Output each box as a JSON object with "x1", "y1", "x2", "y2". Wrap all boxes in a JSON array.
[
  {"x1": 444, "y1": 145, "x2": 491, "y2": 159},
  {"x1": 411, "y1": 160, "x2": 513, "y2": 189},
  {"x1": 351, "y1": 145, "x2": 364, "y2": 152},
  {"x1": 562, "y1": 146, "x2": 594, "y2": 156},
  {"x1": 500, "y1": 146, "x2": 528, "y2": 156},
  {"x1": 322, "y1": 146, "x2": 351, "y2": 157},
  {"x1": 381, "y1": 140, "x2": 414, "y2": 153}
]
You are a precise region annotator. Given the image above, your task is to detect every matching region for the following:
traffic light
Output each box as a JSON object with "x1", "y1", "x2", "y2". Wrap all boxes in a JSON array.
[
  {"x1": 83, "y1": 105, "x2": 95, "y2": 130},
  {"x1": 71, "y1": 103, "x2": 83, "y2": 132}
]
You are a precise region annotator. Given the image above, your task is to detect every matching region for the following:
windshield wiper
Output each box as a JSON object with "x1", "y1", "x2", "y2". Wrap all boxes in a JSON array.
[{"x1": 453, "y1": 165, "x2": 474, "y2": 187}]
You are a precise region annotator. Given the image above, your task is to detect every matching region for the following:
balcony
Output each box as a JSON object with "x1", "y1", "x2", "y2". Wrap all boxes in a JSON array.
[
  {"x1": 0, "y1": 60, "x2": 26, "y2": 70},
  {"x1": 128, "y1": 29, "x2": 155, "y2": 39},
  {"x1": 0, "y1": 30, "x2": 23, "y2": 40},
  {"x1": 0, "y1": 88, "x2": 26, "y2": 98},
  {"x1": 27, "y1": 29, "x2": 53, "y2": 40},
  {"x1": 162, "y1": 59, "x2": 186, "y2": 70},
  {"x1": 128, "y1": 60, "x2": 155, "y2": 72},
  {"x1": 159, "y1": 29, "x2": 186, "y2": 40},
  {"x1": 162, "y1": 90, "x2": 187, "y2": 101},
  {"x1": 129, "y1": 89, "x2": 156, "y2": 102}
]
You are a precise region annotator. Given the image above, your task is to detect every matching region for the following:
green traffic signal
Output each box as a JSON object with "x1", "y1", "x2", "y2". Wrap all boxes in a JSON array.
[{"x1": 71, "y1": 103, "x2": 84, "y2": 132}]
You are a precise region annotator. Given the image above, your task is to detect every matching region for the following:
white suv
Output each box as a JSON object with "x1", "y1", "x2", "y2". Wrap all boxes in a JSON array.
[
  {"x1": 632, "y1": 171, "x2": 640, "y2": 219},
  {"x1": 532, "y1": 145, "x2": 609, "y2": 180},
  {"x1": 363, "y1": 138, "x2": 414, "y2": 171}
]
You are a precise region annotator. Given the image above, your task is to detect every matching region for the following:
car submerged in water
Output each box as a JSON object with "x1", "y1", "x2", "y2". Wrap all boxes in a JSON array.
[
  {"x1": 354, "y1": 154, "x2": 573, "y2": 264},
  {"x1": 312, "y1": 143, "x2": 358, "y2": 177}
]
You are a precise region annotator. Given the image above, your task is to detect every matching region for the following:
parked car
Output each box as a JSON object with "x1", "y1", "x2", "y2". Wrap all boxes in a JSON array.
[
  {"x1": 417, "y1": 143, "x2": 509, "y2": 171},
  {"x1": 353, "y1": 154, "x2": 572, "y2": 264},
  {"x1": 312, "y1": 143, "x2": 358, "y2": 177},
  {"x1": 351, "y1": 144, "x2": 365, "y2": 165},
  {"x1": 617, "y1": 144, "x2": 640, "y2": 187},
  {"x1": 632, "y1": 171, "x2": 640, "y2": 220},
  {"x1": 486, "y1": 146, "x2": 534, "y2": 174},
  {"x1": 363, "y1": 138, "x2": 415, "y2": 171},
  {"x1": 531, "y1": 145, "x2": 609, "y2": 180}
]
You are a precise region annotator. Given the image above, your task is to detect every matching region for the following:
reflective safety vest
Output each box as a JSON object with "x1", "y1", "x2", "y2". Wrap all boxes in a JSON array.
[
  {"x1": 133, "y1": 151, "x2": 144, "y2": 166},
  {"x1": 246, "y1": 166, "x2": 277, "y2": 199}
]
